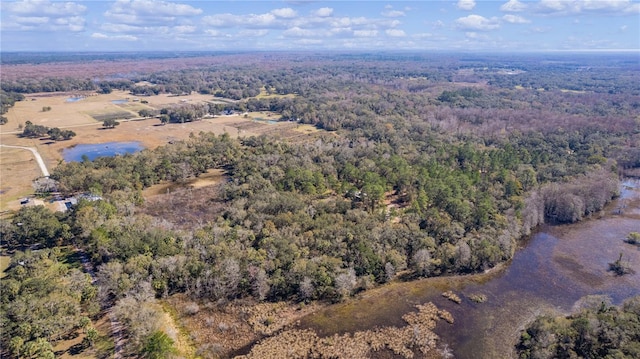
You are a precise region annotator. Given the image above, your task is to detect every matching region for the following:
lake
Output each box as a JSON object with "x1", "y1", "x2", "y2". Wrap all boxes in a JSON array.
[
  {"x1": 299, "y1": 179, "x2": 640, "y2": 358},
  {"x1": 62, "y1": 141, "x2": 144, "y2": 162}
]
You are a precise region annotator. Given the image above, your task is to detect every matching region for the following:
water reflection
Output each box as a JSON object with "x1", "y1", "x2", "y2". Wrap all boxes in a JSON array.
[
  {"x1": 300, "y1": 180, "x2": 640, "y2": 359},
  {"x1": 62, "y1": 141, "x2": 144, "y2": 162}
]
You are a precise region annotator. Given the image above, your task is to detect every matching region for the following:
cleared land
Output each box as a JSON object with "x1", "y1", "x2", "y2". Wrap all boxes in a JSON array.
[
  {"x1": 0, "y1": 147, "x2": 43, "y2": 211},
  {"x1": 0, "y1": 255, "x2": 10, "y2": 278},
  {"x1": 1, "y1": 91, "x2": 320, "y2": 210},
  {"x1": 142, "y1": 169, "x2": 226, "y2": 198}
]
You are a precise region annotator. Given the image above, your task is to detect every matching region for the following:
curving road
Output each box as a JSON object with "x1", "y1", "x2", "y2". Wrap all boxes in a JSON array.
[{"x1": 0, "y1": 144, "x2": 50, "y2": 177}]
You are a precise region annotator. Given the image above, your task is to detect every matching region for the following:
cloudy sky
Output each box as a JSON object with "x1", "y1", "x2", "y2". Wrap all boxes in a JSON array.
[{"x1": 1, "y1": 0, "x2": 638, "y2": 52}]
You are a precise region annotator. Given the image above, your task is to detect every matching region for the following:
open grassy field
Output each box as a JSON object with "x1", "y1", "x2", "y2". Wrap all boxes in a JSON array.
[
  {"x1": 1, "y1": 90, "x2": 226, "y2": 132},
  {"x1": 0, "y1": 147, "x2": 43, "y2": 211},
  {"x1": 142, "y1": 169, "x2": 226, "y2": 198},
  {"x1": 255, "y1": 87, "x2": 296, "y2": 99},
  {"x1": 293, "y1": 124, "x2": 321, "y2": 134},
  {"x1": 1, "y1": 91, "x2": 315, "y2": 210},
  {"x1": 0, "y1": 255, "x2": 11, "y2": 278}
]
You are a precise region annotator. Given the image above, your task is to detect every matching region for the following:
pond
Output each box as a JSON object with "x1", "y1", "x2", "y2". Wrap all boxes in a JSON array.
[
  {"x1": 253, "y1": 118, "x2": 278, "y2": 124},
  {"x1": 299, "y1": 179, "x2": 640, "y2": 358},
  {"x1": 62, "y1": 141, "x2": 144, "y2": 162},
  {"x1": 65, "y1": 97, "x2": 84, "y2": 103},
  {"x1": 111, "y1": 99, "x2": 128, "y2": 104}
]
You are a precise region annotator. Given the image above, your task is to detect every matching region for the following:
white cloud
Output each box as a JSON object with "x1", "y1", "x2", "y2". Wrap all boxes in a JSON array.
[
  {"x1": 101, "y1": 23, "x2": 144, "y2": 33},
  {"x1": 457, "y1": 0, "x2": 476, "y2": 11},
  {"x1": 465, "y1": 31, "x2": 488, "y2": 40},
  {"x1": 413, "y1": 32, "x2": 433, "y2": 39},
  {"x1": 4, "y1": 0, "x2": 86, "y2": 16},
  {"x1": 91, "y1": 32, "x2": 138, "y2": 41},
  {"x1": 313, "y1": 7, "x2": 333, "y2": 17},
  {"x1": 173, "y1": 25, "x2": 196, "y2": 34},
  {"x1": 536, "y1": 0, "x2": 640, "y2": 15},
  {"x1": 2, "y1": 0, "x2": 87, "y2": 32},
  {"x1": 354, "y1": 29, "x2": 378, "y2": 37},
  {"x1": 105, "y1": 0, "x2": 202, "y2": 26},
  {"x1": 115, "y1": 34, "x2": 139, "y2": 41},
  {"x1": 382, "y1": 10, "x2": 405, "y2": 17},
  {"x1": 386, "y1": 19, "x2": 402, "y2": 28},
  {"x1": 202, "y1": 14, "x2": 232, "y2": 27},
  {"x1": 582, "y1": 0, "x2": 640, "y2": 13},
  {"x1": 455, "y1": 15, "x2": 500, "y2": 31},
  {"x1": 330, "y1": 27, "x2": 352, "y2": 36},
  {"x1": 110, "y1": 0, "x2": 202, "y2": 17},
  {"x1": 247, "y1": 13, "x2": 278, "y2": 27},
  {"x1": 331, "y1": 17, "x2": 361, "y2": 27},
  {"x1": 282, "y1": 26, "x2": 316, "y2": 37},
  {"x1": 205, "y1": 29, "x2": 221, "y2": 36},
  {"x1": 502, "y1": 14, "x2": 530, "y2": 23},
  {"x1": 500, "y1": 0, "x2": 527, "y2": 12},
  {"x1": 203, "y1": 13, "x2": 280, "y2": 28},
  {"x1": 201, "y1": 6, "x2": 401, "y2": 44},
  {"x1": 238, "y1": 29, "x2": 269, "y2": 37},
  {"x1": 13, "y1": 16, "x2": 49, "y2": 25},
  {"x1": 282, "y1": 25, "x2": 354, "y2": 39},
  {"x1": 294, "y1": 39, "x2": 323, "y2": 45},
  {"x1": 538, "y1": 0, "x2": 569, "y2": 12},
  {"x1": 271, "y1": 8, "x2": 297, "y2": 18},
  {"x1": 428, "y1": 20, "x2": 445, "y2": 28},
  {"x1": 529, "y1": 26, "x2": 551, "y2": 33},
  {"x1": 52, "y1": 15, "x2": 85, "y2": 31},
  {"x1": 386, "y1": 29, "x2": 406, "y2": 37}
]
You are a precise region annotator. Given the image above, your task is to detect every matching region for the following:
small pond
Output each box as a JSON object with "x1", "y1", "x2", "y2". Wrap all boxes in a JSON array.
[
  {"x1": 111, "y1": 99, "x2": 128, "y2": 104},
  {"x1": 62, "y1": 141, "x2": 144, "y2": 162},
  {"x1": 253, "y1": 118, "x2": 278, "y2": 124},
  {"x1": 65, "y1": 97, "x2": 84, "y2": 103}
]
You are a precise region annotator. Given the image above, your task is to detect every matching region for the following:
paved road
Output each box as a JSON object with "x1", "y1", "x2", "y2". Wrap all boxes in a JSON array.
[{"x1": 0, "y1": 144, "x2": 50, "y2": 177}]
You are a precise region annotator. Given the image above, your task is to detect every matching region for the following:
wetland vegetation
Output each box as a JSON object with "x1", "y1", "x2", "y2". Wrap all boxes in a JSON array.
[{"x1": 1, "y1": 51, "x2": 639, "y2": 358}]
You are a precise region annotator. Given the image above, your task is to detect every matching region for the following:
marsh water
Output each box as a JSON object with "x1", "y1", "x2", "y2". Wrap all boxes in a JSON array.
[{"x1": 299, "y1": 180, "x2": 640, "y2": 358}]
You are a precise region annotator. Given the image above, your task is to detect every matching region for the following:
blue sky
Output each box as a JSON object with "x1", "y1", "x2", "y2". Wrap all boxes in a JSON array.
[{"x1": 1, "y1": 0, "x2": 639, "y2": 52}]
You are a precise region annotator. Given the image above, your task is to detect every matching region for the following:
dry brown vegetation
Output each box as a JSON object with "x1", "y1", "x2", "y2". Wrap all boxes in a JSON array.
[
  {"x1": 0, "y1": 90, "x2": 313, "y2": 210},
  {"x1": 166, "y1": 295, "x2": 320, "y2": 359},
  {"x1": 167, "y1": 292, "x2": 452, "y2": 359},
  {"x1": 0, "y1": 147, "x2": 42, "y2": 211},
  {"x1": 237, "y1": 302, "x2": 451, "y2": 359},
  {"x1": 441, "y1": 291, "x2": 462, "y2": 304},
  {"x1": 0, "y1": 54, "x2": 274, "y2": 82},
  {"x1": 141, "y1": 181, "x2": 226, "y2": 229}
]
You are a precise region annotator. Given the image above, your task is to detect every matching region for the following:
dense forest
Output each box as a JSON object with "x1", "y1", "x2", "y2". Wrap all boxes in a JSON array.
[
  {"x1": 517, "y1": 296, "x2": 640, "y2": 359},
  {"x1": 1, "y1": 52, "x2": 639, "y2": 358}
]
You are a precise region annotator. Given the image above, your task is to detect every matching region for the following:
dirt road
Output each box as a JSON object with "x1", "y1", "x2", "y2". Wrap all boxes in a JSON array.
[{"x1": 0, "y1": 144, "x2": 50, "y2": 177}]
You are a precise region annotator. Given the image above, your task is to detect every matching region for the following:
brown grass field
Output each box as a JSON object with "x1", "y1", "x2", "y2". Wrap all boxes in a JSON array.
[
  {"x1": 0, "y1": 90, "x2": 312, "y2": 211},
  {"x1": 0, "y1": 255, "x2": 10, "y2": 279},
  {"x1": 0, "y1": 147, "x2": 42, "y2": 210}
]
